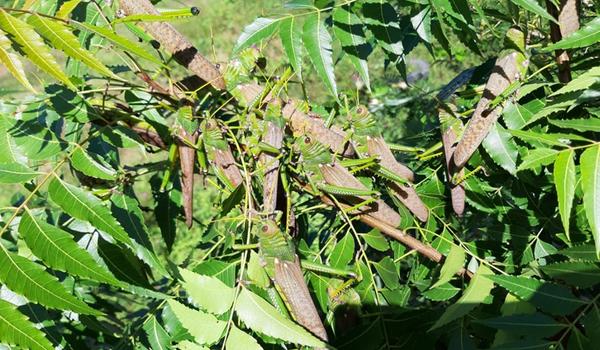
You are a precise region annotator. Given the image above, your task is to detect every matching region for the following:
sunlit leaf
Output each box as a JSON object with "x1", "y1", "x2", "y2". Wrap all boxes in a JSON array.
[
  {"x1": 303, "y1": 12, "x2": 337, "y2": 97},
  {"x1": 235, "y1": 287, "x2": 326, "y2": 348},
  {"x1": 0, "y1": 9, "x2": 75, "y2": 89},
  {"x1": 234, "y1": 17, "x2": 280, "y2": 53},
  {"x1": 580, "y1": 144, "x2": 600, "y2": 257},
  {"x1": 430, "y1": 265, "x2": 494, "y2": 330},
  {"x1": 0, "y1": 299, "x2": 53, "y2": 350}
]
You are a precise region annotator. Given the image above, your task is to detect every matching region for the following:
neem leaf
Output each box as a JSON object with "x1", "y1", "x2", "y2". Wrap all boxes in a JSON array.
[
  {"x1": 235, "y1": 287, "x2": 326, "y2": 348},
  {"x1": 180, "y1": 269, "x2": 235, "y2": 315},
  {"x1": 554, "y1": 149, "x2": 576, "y2": 239},
  {"x1": 580, "y1": 144, "x2": 600, "y2": 257},
  {"x1": 303, "y1": 12, "x2": 337, "y2": 97}
]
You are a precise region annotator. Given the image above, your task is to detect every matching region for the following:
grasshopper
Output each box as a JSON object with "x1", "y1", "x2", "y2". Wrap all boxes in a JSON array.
[
  {"x1": 435, "y1": 67, "x2": 476, "y2": 217},
  {"x1": 254, "y1": 218, "x2": 329, "y2": 342},
  {"x1": 177, "y1": 128, "x2": 198, "y2": 228},
  {"x1": 344, "y1": 106, "x2": 429, "y2": 222},
  {"x1": 282, "y1": 100, "x2": 355, "y2": 158},
  {"x1": 294, "y1": 136, "x2": 402, "y2": 228},
  {"x1": 199, "y1": 119, "x2": 243, "y2": 191},
  {"x1": 453, "y1": 28, "x2": 529, "y2": 170}
]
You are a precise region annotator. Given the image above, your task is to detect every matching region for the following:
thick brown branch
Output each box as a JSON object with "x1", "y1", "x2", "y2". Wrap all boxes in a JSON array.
[
  {"x1": 546, "y1": 0, "x2": 580, "y2": 83},
  {"x1": 118, "y1": 0, "x2": 225, "y2": 90}
]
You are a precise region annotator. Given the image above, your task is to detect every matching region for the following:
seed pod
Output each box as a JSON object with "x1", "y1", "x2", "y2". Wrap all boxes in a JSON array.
[
  {"x1": 453, "y1": 52, "x2": 528, "y2": 169},
  {"x1": 282, "y1": 101, "x2": 355, "y2": 157},
  {"x1": 320, "y1": 162, "x2": 401, "y2": 228}
]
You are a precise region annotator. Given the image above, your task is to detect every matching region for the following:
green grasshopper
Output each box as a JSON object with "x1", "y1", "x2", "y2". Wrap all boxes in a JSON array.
[
  {"x1": 293, "y1": 135, "x2": 402, "y2": 228},
  {"x1": 199, "y1": 119, "x2": 243, "y2": 191},
  {"x1": 254, "y1": 217, "x2": 329, "y2": 342},
  {"x1": 344, "y1": 106, "x2": 429, "y2": 222},
  {"x1": 453, "y1": 28, "x2": 529, "y2": 170}
]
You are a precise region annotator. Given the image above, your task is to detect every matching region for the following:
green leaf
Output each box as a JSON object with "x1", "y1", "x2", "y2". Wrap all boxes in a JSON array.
[
  {"x1": 0, "y1": 162, "x2": 40, "y2": 183},
  {"x1": 430, "y1": 265, "x2": 494, "y2": 330},
  {"x1": 235, "y1": 287, "x2": 326, "y2": 348},
  {"x1": 411, "y1": 6, "x2": 432, "y2": 43},
  {"x1": 502, "y1": 100, "x2": 544, "y2": 130},
  {"x1": 0, "y1": 117, "x2": 25, "y2": 163},
  {"x1": 111, "y1": 191, "x2": 167, "y2": 276},
  {"x1": 580, "y1": 144, "x2": 600, "y2": 257},
  {"x1": 167, "y1": 300, "x2": 226, "y2": 346},
  {"x1": 373, "y1": 256, "x2": 399, "y2": 289},
  {"x1": 1, "y1": 114, "x2": 65, "y2": 161},
  {"x1": 508, "y1": 0, "x2": 557, "y2": 23},
  {"x1": 0, "y1": 9, "x2": 75, "y2": 89},
  {"x1": 558, "y1": 244, "x2": 598, "y2": 261},
  {"x1": 431, "y1": 243, "x2": 465, "y2": 289},
  {"x1": 180, "y1": 269, "x2": 235, "y2": 315},
  {"x1": 360, "y1": 229, "x2": 389, "y2": 251},
  {"x1": 329, "y1": 232, "x2": 355, "y2": 269},
  {"x1": 56, "y1": 0, "x2": 82, "y2": 19},
  {"x1": 143, "y1": 316, "x2": 171, "y2": 350},
  {"x1": 332, "y1": 6, "x2": 371, "y2": 90},
  {"x1": 554, "y1": 150, "x2": 576, "y2": 239},
  {"x1": 0, "y1": 247, "x2": 100, "y2": 315},
  {"x1": 517, "y1": 148, "x2": 558, "y2": 172},
  {"x1": 551, "y1": 66, "x2": 600, "y2": 96},
  {"x1": 72, "y1": 22, "x2": 161, "y2": 64},
  {"x1": 488, "y1": 275, "x2": 585, "y2": 315},
  {"x1": 70, "y1": 146, "x2": 117, "y2": 180},
  {"x1": 543, "y1": 17, "x2": 600, "y2": 51},
  {"x1": 549, "y1": 117, "x2": 600, "y2": 132},
  {"x1": 48, "y1": 177, "x2": 131, "y2": 245},
  {"x1": 225, "y1": 325, "x2": 262, "y2": 350},
  {"x1": 491, "y1": 339, "x2": 555, "y2": 350},
  {"x1": 303, "y1": 12, "x2": 337, "y2": 97},
  {"x1": 362, "y1": 0, "x2": 403, "y2": 55},
  {"x1": 508, "y1": 129, "x2": 583, "y2": 147},
  {"x1": 0, "y1": 299, "x2": 53, "y2": 350},
  {"x1": 19, "y1": 209, "x2": 120, "y2": 286},
  {"x1": 477, "y1": 313, "x2": 565, "y2": 337},
  {"x1": 541, "y1": 262, "x2": 600, "y2": 288},
  {"x1": 279, "y1": 16, "x2": 303, "y2": 79},
  {"x1": 27, "y1": 14, "x2": 117, "y2": 79},
  {"x1": 422, "y1": 283, "x2": 460, "y2": 301},
  {"x1": 482, "y1": 123, "x2": 518, "y2": 175},
  {"x1": 234, "y1": 17, "x2": 280, "y2": 53},
  {"x1": 0, "y1": 30, "x2": 35, "y2": 92}
]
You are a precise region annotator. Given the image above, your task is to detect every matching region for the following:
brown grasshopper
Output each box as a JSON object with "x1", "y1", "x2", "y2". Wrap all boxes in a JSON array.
[
  {"x1": 256, "y1": 114, "x2": 329, "y2": 343},
  {"x1": 453, "y1": 29, "x2": 529, "y2": 170}
]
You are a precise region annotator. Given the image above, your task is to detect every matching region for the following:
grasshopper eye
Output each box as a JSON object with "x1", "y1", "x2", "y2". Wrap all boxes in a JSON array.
[
  {"x1": 260, "y1": 223, "x2": 277, "y2": 236},
  {"x1": 190, "y1": 6, "x2": 200, "y2": 15},
  {"x1": 356, "y1": 105, "x2": 367, "y2": 115},
  {"x1": 303, "y1": 136, "x2": 311, "y2": 144}
]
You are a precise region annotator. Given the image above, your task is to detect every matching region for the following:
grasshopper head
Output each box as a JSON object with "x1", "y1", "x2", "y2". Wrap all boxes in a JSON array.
[{"x1": 258, "y1": 220, "x2": 279, "y2": 238}]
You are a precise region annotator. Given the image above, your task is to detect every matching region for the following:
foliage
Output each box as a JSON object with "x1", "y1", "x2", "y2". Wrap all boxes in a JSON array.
[{"x1": 0, "y1": 0, "x2": 599, "y2": 349}]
